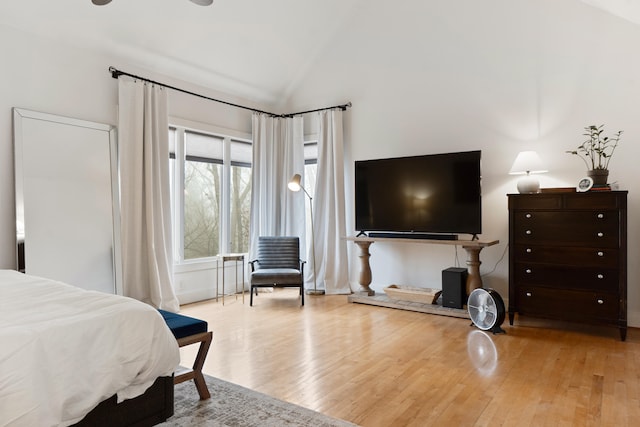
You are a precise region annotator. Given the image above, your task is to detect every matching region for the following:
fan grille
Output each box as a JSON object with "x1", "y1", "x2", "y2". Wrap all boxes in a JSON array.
[{"x1": 468, "y1": 288, "x2": 505, "y2": 331}]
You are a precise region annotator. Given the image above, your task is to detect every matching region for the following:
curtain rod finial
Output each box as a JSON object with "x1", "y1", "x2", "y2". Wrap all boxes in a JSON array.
[{"x1": 109, "y1": 66, "x2": 122, "y2": 79}]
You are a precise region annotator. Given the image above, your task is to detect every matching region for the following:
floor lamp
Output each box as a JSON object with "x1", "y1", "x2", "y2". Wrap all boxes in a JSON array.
[{"x1": 288, "y1": 174, "x2": 324, "y2": 295}]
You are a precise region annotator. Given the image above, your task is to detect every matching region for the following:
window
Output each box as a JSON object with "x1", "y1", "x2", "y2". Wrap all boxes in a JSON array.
[
  {"x1": 228, "y1": 140, "x2": 252, "y2": 253},
  {"x1": 170, "y1": 125, "x2": 252, "y2": 262},
  {"x1": 303, "y1": 141, "x2": 317, "y2": 199},
  {"x1": 303, "y1": 141, "x2": 318, "y2": 242}
]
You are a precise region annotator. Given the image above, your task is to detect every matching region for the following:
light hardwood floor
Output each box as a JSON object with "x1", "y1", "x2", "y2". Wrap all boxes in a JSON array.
[{"x1": 179, "y1": 288, "x2": 640, "y2": 427}]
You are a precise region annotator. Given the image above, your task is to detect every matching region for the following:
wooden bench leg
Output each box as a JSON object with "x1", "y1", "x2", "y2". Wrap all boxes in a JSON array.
[{"x1": 175, "y1": 331, "x2": 213, "y2": 400}]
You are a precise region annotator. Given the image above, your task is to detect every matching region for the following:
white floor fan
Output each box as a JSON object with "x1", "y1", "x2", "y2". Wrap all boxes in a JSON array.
[{"x1": 467, "y1": 288, "x2": 506, "y2": 334}]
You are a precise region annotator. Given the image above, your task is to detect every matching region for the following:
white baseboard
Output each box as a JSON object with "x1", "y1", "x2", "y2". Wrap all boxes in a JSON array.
[
  {"x1": 628, "y1": 310, "x2": 640, "y2": 328},
  {"x1": 350, "y1": 288, "x2": 640, "y2": 329}
]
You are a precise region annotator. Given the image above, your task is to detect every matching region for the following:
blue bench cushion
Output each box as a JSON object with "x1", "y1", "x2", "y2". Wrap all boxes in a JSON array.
[{"x1": 158, "y1": 309, "x2": 208, "y2": 340}]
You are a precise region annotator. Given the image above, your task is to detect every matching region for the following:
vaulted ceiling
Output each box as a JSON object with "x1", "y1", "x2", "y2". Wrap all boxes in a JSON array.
[
  {"x1": 581, "y1": 0, "x2": 640, "y2": 26},
  {"x1": 0, "y1": 0, "x2": 636, "y2": 105}
]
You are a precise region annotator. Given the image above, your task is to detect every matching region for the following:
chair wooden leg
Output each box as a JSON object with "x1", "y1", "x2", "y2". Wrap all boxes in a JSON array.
[
  {"x1": 175, "y1": 331, "x2": 213, "y2": 400},
  {"x1": 192, "y1": 331, "x2": 212, "y2": 400}
]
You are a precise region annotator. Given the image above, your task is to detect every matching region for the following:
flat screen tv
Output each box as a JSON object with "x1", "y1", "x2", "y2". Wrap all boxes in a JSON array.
[{"x1": 355, "y1": 150, "x2": 481, "y2": 238}]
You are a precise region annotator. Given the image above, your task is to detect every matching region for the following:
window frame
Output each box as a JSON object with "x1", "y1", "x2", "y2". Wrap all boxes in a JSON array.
[{"x1": 169, "y1": 117, "x2": 252, "y2": 267}]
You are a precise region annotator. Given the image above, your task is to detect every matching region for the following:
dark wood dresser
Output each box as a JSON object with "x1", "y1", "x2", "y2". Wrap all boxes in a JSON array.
[{"x1": 508, "y1": 191, "x2": 627, "y2": 340}]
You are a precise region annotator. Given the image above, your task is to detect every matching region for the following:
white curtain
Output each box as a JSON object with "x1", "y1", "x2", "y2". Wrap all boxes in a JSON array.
[
  {"x1": 118, "y1": 77, "x2": 180, "y2": 311},
  {"x1": 249, "y1": 113, "x2": 306, "y2": 264},
  {"x1": 313, "y1": 109, "x2": 350, "y2": 294}
]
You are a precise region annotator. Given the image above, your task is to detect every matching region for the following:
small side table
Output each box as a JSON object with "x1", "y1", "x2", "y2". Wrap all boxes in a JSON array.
[{"x1": 216, "y1": 253, "x2": 245, "y2": 305}]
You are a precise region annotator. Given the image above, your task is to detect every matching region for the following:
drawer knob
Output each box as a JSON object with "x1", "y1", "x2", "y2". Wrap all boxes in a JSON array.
[
  {"x1": 597, "y1": 213, "x2": 604, "y2": 219},
  {"x1": 598, "y1": 274, "x2": 604, "y2": 279},
  {"x1": 525, "y1": 269, "x2": 532, "y2": 274},
  {"x1": 597, "y1": 299, "x2": 604, "y2": 305},
  {"x1": 525, "y1": 213, "x2": 532, "y2": 219},
  {"x1": 597, "y1": 251, "x2": 604, "y2": 257},
  {"x1": 597, "y1": 232, "x2": 604, "y2": 237},
  {"x1": 526, "y1": 292, "x2": 532, "y2": 297},
  {"x1": 525, "y1": 230, "x2": 532, "y2": 235},
  {"x1": 526, "y1": 248, "x2": 532, "y2": 253}
]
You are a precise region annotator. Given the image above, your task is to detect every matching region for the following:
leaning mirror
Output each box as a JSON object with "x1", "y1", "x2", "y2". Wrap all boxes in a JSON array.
[{"x1": 13, "y1": 108, "x2": 122, "y2": 294}]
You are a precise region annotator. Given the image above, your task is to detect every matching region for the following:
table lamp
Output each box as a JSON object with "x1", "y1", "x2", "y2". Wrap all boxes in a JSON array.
[{"x1": 509, "y1": 151, "x2": 547, "y2": 193}]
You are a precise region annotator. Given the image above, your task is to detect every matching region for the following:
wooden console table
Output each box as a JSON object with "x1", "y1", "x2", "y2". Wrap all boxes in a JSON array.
[{"x1": 345, "y1": 236, "x2": 499, "y2": 296}]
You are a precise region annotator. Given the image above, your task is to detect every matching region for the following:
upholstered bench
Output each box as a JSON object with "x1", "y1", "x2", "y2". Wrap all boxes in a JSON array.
[{"x1": 158, "y1": 309, "x2": 213, "y2": 400}]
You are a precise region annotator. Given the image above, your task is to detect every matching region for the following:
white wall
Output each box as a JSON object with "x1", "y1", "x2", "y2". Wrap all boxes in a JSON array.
[
  {"x1": 0, "y1": 24, "x2": 259, "y2": 302},
  {"x1": 288, "y1": 0, "x2": 640, "y2": 326}
]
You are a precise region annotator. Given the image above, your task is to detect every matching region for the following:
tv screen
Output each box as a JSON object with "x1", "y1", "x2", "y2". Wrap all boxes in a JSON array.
[{"x1": 355, "y1": 150, "x2": 481, "y2": 237}]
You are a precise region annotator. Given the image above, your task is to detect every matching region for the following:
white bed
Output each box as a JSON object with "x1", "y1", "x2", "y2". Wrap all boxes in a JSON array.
[{"x1": 0, "y1": 269, "x2": 180, "y2": 427}]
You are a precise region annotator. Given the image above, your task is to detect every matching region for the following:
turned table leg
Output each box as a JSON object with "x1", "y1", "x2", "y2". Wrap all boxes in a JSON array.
[
  {"x1": 354, "y1": 240, "x2": 375, "y2": 296},
  {"x1": 462, "y1": 245, "x2": 484, "y2": 296}
]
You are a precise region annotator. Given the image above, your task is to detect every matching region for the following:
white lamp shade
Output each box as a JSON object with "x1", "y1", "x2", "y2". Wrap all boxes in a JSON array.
[
  {"x1": 288, "y1": 174, "x2": 302, "y2": 192},
  {"x1": 509, "y1": 151, "x2": 548, "y2": 175}
]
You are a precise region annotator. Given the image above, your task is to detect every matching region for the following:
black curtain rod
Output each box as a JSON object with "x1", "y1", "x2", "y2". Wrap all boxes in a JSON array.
[
  {"x1": 283, "y1": 101, "x2": 352, "y2": 117},
  {"x1": 108, "y1": 66, "x2": 351, "y2": 118}
]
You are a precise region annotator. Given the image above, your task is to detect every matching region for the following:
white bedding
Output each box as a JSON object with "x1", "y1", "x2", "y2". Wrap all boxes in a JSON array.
[{"x1": 0, "y1": 269, "x2": 180, "y2": 427}]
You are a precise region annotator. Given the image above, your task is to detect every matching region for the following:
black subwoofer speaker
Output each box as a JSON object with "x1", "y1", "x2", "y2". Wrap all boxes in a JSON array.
[{"x1": 442, "y1": 267, "x2": 468, "y2": 309}]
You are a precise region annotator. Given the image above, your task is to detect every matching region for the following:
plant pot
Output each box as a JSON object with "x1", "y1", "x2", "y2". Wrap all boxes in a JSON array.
[{"x1": 587, "y1": 169, "x2": 609, "y2": 186}]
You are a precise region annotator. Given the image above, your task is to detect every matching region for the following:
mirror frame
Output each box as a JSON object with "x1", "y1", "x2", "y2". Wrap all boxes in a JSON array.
[{"x1": 13, "y1": 108, "x2": 122, "y2": 294}]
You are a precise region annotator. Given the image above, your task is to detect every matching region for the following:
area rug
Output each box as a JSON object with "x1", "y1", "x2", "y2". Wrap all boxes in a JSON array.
[{"x1": 159, "y1": 375, "x2": 358, "y2": 427}]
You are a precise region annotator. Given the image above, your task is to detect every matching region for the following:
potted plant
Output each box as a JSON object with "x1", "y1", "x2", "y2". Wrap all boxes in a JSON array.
[{"x1": 566, "y1": 124, "x2": 623, "y2": 186}]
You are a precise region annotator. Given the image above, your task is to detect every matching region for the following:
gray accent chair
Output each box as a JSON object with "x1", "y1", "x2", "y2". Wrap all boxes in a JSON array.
[{"x1": 249, "y1": 236, "x2": 305, "y2": 306}]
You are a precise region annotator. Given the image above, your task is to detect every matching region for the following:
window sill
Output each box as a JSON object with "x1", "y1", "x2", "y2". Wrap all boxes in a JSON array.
[
  {"x1": 174, "y1": 253, "x2": 248, "y2": 274},
  {"x1": 174, "y1": 259, "x2": 217, "y2": 274}
]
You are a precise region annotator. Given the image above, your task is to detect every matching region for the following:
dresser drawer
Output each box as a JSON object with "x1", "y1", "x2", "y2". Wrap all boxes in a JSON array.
[
  {"x1": 513, "y1": 262, "x2": 618, "y2": 291},
  {"x1": 509, "y1": 192, "x2": 625, "y2": 210},
  {"x1": 512, "y1": 211, "x2": 619, "y2": 247},
  {"x1": 517, "y1": 286, "x2": 618, "y2": 322},
  {"x1": 509, "y1": 195, "x2": 563, "y2": 209},
  {"x1": 513, "y1": 245, "x2": 619, "y2": 268},
  {"x1": 564, "y1": 192, "x2": 625, "y2": 209}
]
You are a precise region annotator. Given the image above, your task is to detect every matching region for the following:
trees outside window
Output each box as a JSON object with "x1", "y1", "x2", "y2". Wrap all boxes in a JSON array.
[
  {"x1": 229, "y1": 140, "x2": 252, "y2": 254},
  {"x1": 184, "y1": 157, "x2": 221, "y2": 259}
]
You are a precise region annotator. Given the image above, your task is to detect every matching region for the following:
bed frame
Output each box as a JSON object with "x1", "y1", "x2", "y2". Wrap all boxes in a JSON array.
[{"x1": 72, "y1": 375, "x2": 173, "y2": 427}]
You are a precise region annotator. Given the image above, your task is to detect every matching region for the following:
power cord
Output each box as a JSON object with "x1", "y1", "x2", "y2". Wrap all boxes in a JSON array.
[
  {"x1": 481, "y1": 243, "x2": 508, "y2": 278},
  {"x1": 452, "y1": 243, "x2": 508, "y2": 278}
]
